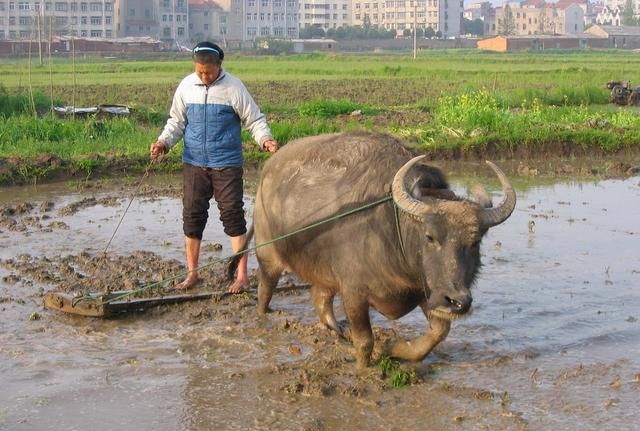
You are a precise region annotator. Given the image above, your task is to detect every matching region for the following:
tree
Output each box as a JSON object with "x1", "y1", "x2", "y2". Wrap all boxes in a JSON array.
[
  {"x1": 622, "y1": 0, "x2": 638, "y2": 26},
  {"x1": 463, "y1": 18, "x2": 484, "y2": 36},
  {"x1": 424, "y1": 26, "x2": 435, "y2": 39},
  {"x1": 299, "y1": 26, "x2": 326, "y2": 39},
  {"x1": 500, "y1": 4, "x2": 516, "y2": 35}
]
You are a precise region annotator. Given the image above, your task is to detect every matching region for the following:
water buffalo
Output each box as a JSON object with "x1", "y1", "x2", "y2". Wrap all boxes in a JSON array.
[{"x1": 237, "y1": 131, "x2": 516, "y2": 368}]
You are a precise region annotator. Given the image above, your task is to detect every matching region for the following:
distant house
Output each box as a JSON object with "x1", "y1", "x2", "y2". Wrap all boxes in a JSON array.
[
  {"x1": 291, "y1": 39, "x2": 337, "y2": 53},
  {"x1": 477, "y1": 34, "x2": 608, "y2": 52},
  {"x1": 586, "y1": 24, "x2": 640, "y2": 48}
]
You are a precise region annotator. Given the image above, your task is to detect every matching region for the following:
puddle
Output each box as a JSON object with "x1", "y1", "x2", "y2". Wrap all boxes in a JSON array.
[{"x1": 0, "y1": 171, "x2": 639, "y2": 430}]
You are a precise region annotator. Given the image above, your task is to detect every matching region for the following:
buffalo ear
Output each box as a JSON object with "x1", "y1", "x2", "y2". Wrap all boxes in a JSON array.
[
  {"x1": 419, "y1": 187, "x2": 457, "y2": 201},
  {"x1": 470, "y1": 184, "x2": 492, "y2": 208}
]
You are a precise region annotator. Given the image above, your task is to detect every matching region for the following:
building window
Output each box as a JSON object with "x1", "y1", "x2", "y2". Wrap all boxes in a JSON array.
[
  {"x1": 248, "y1": 0, "x2": 255, "y2": 6},
  {"x1": 81, "y1": 2, "x2": 87, "y2": 11},
  {"x1": 18, "y1": 1, "x2": 29, "y2": 10},
  {"x1": 106, "y1": 30, "x2": 112, "y2": 37},
  {"x1": 163, "y1": 14, "x2": 166, "y2": 21},
  {"x1": 90, "y1": 2, "x2": 101, "y2": 11},
  {"x1": 204, "y1": 23, "x2": 208, "y2": 30},
  {"x1": 91, "y1": 30, "x2": 101, "y2": 37},
  {"x1": 70, "y1": 2, "x2": 77, "y2": 11},
  {"x1": 163, "y1": 27, "x2": 170, "y2": 37},
  {"x1": 260, "y1": 26, "x2": 269, "y2": 35},
  {"x1": 177, "y1": 27, "x2": 184, "y2": 36},
  {"x1": 274, "y1": 0, "x2": 282, "y2": 6},
  {"x1": 90, "y1": 16, "x2": 101, "y2": 25},
  {"x1": 261, "y1": 0, "x2": 268, "y2": 6},
  {"x1": 247, "y1": 26, "x2": 256, "y2": 36},
  {"x1": 81, "y1": 16, "x2": 87, "y2": 24}
]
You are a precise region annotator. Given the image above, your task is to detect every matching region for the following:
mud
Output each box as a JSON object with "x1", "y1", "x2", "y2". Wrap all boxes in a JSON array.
[{"x1": 0, "y1": 166, "x2": 639, "y2": 431}]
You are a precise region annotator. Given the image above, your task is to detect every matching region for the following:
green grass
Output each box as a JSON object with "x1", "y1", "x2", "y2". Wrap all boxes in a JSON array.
[
  {"x1": 378, "y1": 356, "x2": 416, "y2": 388},
  {"x1": 1, "y1": 51, "x2": 640, "y2": 185}
]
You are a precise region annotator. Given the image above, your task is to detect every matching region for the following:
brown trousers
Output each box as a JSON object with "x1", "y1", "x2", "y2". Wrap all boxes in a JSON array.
[{"x1": 182, "y1": 163, "x2": 246, "y2": 240}]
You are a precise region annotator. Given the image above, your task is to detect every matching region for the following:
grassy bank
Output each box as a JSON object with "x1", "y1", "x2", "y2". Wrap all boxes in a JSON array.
[{"x1": 1, "y1": 51, "x2": 639, "y2": 185}]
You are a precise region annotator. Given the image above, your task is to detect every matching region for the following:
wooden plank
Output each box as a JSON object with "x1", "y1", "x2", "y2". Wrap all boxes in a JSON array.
[{"x1": 44, "y1": 290, "x2": 228, "y2": 317}]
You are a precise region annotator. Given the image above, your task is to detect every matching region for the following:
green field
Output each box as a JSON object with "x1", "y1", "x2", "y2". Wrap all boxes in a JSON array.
[{"x1": 1, "y1": 50, "x2": 639, "y2": 184}]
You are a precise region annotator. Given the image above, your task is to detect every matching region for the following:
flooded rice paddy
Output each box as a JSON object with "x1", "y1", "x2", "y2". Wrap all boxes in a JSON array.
[{"x1": 0, "y1": 167, "x2": 638, "y2": 431}]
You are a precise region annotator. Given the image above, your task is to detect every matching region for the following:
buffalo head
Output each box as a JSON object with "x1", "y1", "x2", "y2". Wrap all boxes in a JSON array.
[{"x1": 392, "y1": 157, "x2": 516, "y2": 320}]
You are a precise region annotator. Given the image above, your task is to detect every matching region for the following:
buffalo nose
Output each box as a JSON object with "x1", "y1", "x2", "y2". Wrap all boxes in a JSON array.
[{"x1": 445, "y1": 294, "x2": 472, "y2": 314}]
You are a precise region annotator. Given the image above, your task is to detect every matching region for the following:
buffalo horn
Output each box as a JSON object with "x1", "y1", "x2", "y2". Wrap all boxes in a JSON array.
[
  {"x1": 480, "y1": 161, "x2": 517, "y2": 228},
  {"x1": 392, "y1": 155, "x2": 432, "y2": 219}
]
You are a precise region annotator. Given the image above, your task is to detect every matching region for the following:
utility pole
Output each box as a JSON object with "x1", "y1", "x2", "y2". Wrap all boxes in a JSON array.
[
  {"x1": 36, "y1": 7, "x2": 43, "y2": 66},
  {"x1": 413, "y1": 2, "x2": 417, "y2": 60}
]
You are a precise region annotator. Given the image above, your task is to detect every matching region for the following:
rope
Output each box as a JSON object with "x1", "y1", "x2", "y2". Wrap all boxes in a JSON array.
[
  {"x1": 102, "y1": 159, "x2": 157, "y2": 255},
  {"x1": 74, "y1": 194, "x2": 394, "y2": 306}
]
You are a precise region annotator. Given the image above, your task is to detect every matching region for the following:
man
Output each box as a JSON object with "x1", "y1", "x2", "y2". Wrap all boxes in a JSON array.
[{"x1": 150, "y1": 41, "x2": 278, "y2": 293}]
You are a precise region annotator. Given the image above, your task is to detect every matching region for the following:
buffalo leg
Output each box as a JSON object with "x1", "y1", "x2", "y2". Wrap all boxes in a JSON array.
[
  {"x1": 342, "y1": 293, "x2": 374, "y2": 368},
  {"x1": 311, "y1": 285, "x2": 343, "y2": 337},
  {"x1": 257, "y1": 261, "x2": 281, "y2": 314},
  {"x1": 390, "y1": 304, "x2": 451, "y2": 362}
]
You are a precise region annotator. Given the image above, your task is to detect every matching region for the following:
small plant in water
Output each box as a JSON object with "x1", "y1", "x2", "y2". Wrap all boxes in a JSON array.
[{"x1": 377, "y1": 356, "x2": 416, "y2": 388}]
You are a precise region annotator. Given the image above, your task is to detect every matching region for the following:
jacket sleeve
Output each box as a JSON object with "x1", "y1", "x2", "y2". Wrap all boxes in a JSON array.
[
  {"x1": 232, "y1": 80, "x2": 273, "y2": 149},
  {"x1": 158, "y1": 80, "x2": 187, "y2": 150}
]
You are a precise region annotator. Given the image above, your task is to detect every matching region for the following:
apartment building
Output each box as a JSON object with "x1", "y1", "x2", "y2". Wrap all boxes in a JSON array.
[
  {"x1": 350, "y1": 0, "x2": 463, "y2": 38},
  {"x1": 298, "y1": 0, "x2": 351, "y2": 31},
  {"x1": 189, "y1": 0, "x2": 226, "y2": 42},
  {"x1": 463, "y1": 1, "x2": 491, "y2": 21},
  {"x1": 0, "y1": 0, "x2": 114, "y2": 40},
  {"x1": 225, "y1": 0, "x2": 299, "y2": 42},
  {"x1": 484, "y1": 1, "x2": 584, "y2": 36},
  {"x1": 114, "y1": 0, "x2": 188, "y2": 42}
]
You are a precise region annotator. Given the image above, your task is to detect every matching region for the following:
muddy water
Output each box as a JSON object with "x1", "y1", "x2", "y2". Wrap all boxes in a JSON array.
[{"x1": 0, "y1": 172, "x2": 639, "y2": 431}]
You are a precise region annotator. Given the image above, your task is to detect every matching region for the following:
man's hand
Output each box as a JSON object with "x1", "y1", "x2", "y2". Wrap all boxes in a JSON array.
[
  {"x1": 150, "y1": 141, "x2": 168, "y2": 160},
  {"x1": 262, "y1": 139, "x2": 279, "y2": 153}
]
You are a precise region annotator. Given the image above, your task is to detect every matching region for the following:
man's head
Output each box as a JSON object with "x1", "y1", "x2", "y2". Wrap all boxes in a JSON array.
[{"x1": 192, "y1": 41, "x2": 224, "y2": 86}]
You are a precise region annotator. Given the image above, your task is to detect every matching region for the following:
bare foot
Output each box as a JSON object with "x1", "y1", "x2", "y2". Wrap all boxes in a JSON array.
[
  {"x1": 175, "y1": 272, "x2": 199, "y2": 290},
  {"x1": 228, "y1": 277, "x2": 249, "y2": 294}
]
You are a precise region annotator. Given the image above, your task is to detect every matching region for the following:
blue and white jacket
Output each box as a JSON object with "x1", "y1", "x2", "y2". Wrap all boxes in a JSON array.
[{"x1": 158, "y1": 69, "x2": 273, "y2": 168}]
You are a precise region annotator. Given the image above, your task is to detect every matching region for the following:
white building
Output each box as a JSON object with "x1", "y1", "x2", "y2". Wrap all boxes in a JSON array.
[
  {"x1": 299, "y1": 0, "x2": 351, "y2": 31},
  {"x1": 351, "y1": 0, "x2": 464, "y2": 38},
  {"x1": 225, "y1": 0, "x2": 299, "y2": 42},
  {"x1": 0, "y1": 0, "x2": 115, "y2": 40}
]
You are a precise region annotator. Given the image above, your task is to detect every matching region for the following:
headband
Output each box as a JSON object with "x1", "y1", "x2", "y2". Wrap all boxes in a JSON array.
[{"x1": 193, "y1": 46, "x2": 220, "y2": 55}]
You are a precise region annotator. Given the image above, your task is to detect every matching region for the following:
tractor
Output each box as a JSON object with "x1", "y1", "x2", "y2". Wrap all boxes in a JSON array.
[{"x1": 606, "y1": 80, "x2": 640, "y2": 106}]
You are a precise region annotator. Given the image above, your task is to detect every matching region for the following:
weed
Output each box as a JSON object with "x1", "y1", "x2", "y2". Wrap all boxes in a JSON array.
[
  {"x1": 377, "y1": 356, "x2": 416, "y2": 388},
  {"x1": 299, "y1": 100, "x2": 376, "y2": 119}
]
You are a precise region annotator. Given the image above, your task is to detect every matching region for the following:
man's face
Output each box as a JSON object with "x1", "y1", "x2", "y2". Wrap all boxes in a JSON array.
[{"x1": 194, "y1": 62, "x2": 220, "y2": 86}]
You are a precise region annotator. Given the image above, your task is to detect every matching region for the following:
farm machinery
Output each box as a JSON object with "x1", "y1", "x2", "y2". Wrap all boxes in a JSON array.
[{"x1": 606, "y1": 80, "x2": 640, "y2": 106}]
